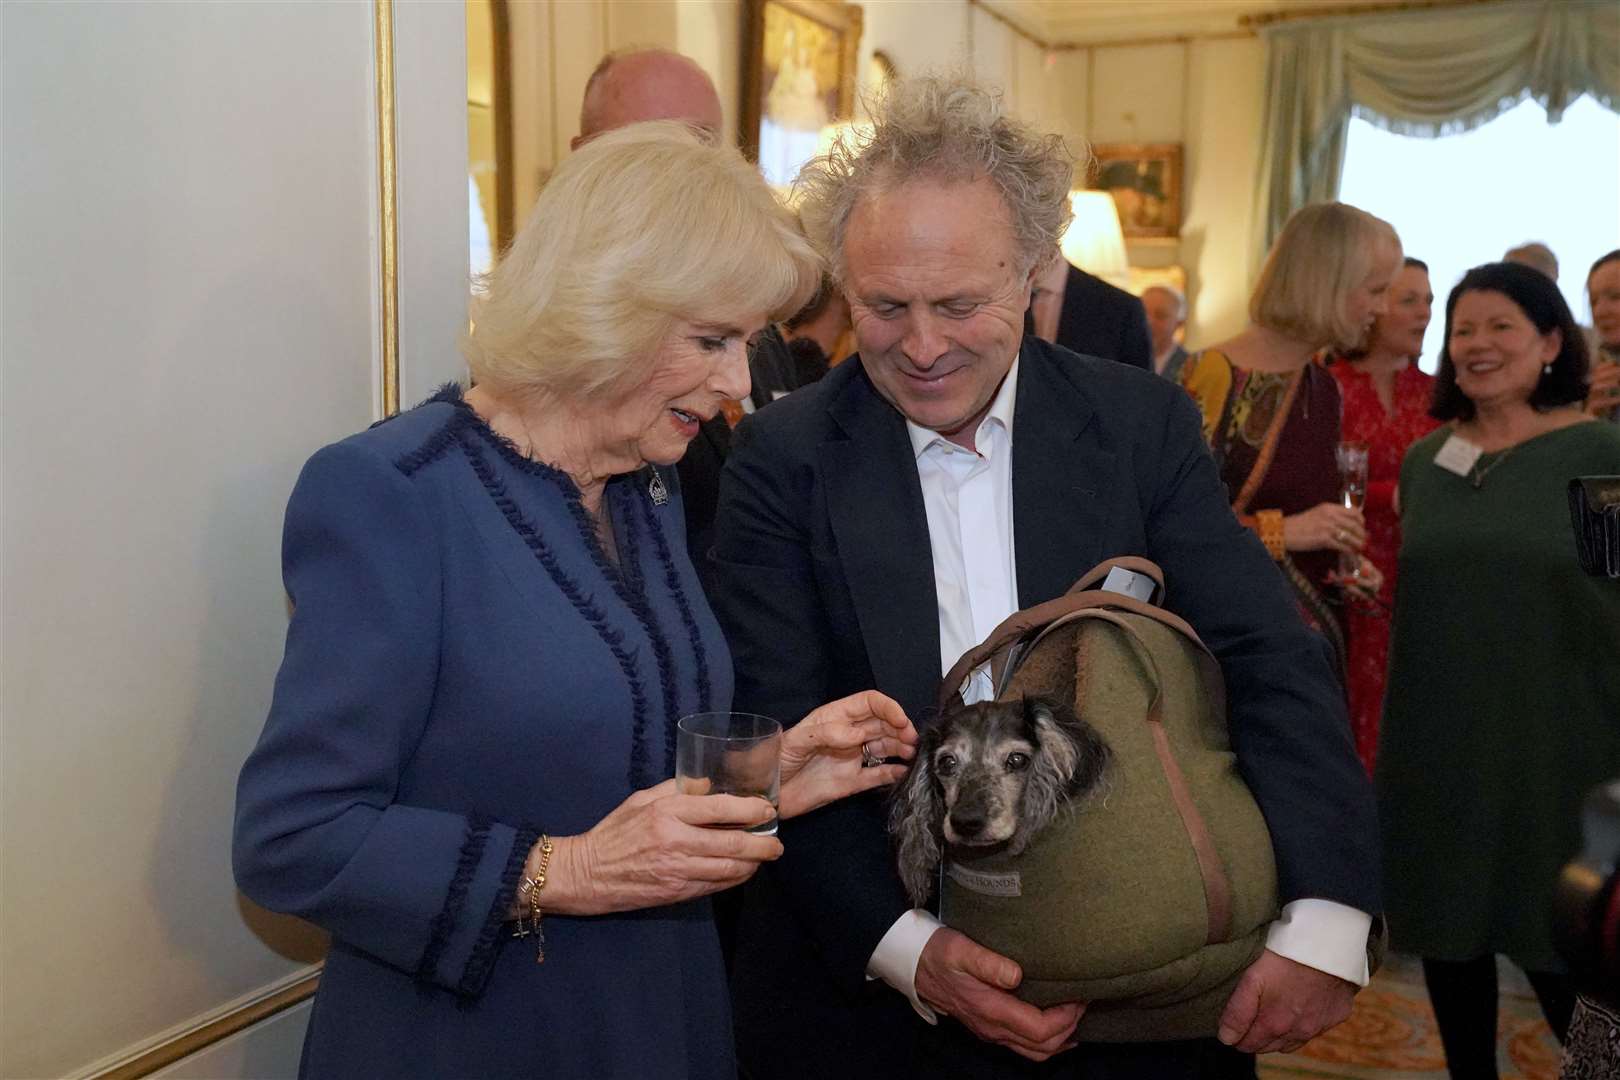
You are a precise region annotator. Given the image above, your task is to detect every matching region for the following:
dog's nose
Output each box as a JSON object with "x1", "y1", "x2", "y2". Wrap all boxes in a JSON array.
[{"x1": 949, "y1": 811, "x2": 988, "y2": 838}]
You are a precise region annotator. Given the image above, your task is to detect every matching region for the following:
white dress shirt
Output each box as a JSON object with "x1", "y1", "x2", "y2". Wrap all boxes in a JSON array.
[{"x1": 864, "y1": 358, "x2": 1371, "y2": 1023}]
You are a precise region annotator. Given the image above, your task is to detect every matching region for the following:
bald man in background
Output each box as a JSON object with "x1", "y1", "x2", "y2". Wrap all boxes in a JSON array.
[
  {"x1": 571, "y1": 47, "x2": 724, "y2": 149},
  {"x1": 1504, "y1": 240, "x2": 1560, "y2": 282}
]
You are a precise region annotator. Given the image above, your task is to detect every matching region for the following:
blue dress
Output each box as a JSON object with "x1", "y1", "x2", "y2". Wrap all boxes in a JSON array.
[{"x1": 233, "y1": 386, "x2": 736, "y2": 1078}]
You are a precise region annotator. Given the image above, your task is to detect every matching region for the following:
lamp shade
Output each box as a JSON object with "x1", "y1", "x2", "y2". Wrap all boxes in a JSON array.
[{"x1": 1061, "y1": 190, "x2": 1129, "y2": 282}]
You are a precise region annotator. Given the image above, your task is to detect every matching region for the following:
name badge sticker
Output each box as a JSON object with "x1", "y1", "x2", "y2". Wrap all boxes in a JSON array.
[{"x1": 1433, "y1": 433, "x2": 1483, "y2": 478}]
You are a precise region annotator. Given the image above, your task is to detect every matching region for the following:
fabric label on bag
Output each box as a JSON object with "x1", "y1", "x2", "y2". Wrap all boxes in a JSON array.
[{"x1": 946, "y1": 862, "x2": 1022, "y2": 897}]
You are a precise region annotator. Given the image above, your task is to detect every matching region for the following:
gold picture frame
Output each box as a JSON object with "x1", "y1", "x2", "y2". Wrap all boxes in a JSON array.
[
  {"x1": 741, "y1": 0, "x2": 863, "y2": 188},
  {"x1": 1088, "y1": 143, "x2": 1183, "y2": 240}
]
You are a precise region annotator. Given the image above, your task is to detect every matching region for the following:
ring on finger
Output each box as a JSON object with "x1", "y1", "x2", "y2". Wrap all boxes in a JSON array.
[{"x1": 860, "y1": 741, "x2": 881, "y2": 769}]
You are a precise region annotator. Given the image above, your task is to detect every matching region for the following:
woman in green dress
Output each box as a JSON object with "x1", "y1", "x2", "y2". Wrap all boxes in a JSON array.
[{"x1": 1379, "y1": 261, "x2": 1620, "y2": 1077}]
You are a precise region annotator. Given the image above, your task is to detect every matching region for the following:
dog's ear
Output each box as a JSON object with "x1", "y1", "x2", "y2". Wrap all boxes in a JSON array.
[
  {"x1": 888, "y1": 726, "x2": 945, "y2": 907},
  {"x1": 1025, "y1": 696, "x2": 1110, "y2": 796}
]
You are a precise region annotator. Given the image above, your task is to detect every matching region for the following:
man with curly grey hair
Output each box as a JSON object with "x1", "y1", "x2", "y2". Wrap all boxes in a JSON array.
[{"x1": 709, "y1": 73, "x2": 1378, "y2": 1078}]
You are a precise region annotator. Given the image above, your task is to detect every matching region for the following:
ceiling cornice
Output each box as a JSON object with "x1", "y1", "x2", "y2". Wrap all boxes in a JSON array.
[{"x1": 972, "y1": 0, "x2": 1501, "y2": 50}]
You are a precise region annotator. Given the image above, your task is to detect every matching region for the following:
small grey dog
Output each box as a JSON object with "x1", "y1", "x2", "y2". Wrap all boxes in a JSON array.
[{"x1": 889, "y1": 695, "x2": 1110, "y2": 906}]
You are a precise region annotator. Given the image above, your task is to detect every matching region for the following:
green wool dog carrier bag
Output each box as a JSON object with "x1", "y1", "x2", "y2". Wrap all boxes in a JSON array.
[{"x1": 935, "y1": 557, "x2": 1279, "y2": 1042}]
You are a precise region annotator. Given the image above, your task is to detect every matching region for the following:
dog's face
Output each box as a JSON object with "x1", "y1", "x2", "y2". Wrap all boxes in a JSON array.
[
  {"x1": 888, "y1": 695, "x2": 1110, "y2": 906},
  {"x1": 931, "y1": 704, "x2": 1045, "y2": 847}
]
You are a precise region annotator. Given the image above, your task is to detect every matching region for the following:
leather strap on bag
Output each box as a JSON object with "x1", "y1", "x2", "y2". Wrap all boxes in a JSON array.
[
  {"x1": 937, "y1": 561, "x2": 1213, "y2": 712},
  {"x1": 1058, "y1": 608, "x2": 1233, "y2": 946}
]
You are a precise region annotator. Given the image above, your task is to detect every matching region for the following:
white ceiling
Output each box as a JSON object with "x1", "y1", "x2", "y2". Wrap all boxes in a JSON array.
[{"x1": 979, "y1": 0, "x2": 1443, "y2": 46}]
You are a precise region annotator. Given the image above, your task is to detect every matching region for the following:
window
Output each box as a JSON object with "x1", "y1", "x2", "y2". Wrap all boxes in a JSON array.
[{"x1": 1338, "y1": 96, "x2": 1620, "y2": 370}]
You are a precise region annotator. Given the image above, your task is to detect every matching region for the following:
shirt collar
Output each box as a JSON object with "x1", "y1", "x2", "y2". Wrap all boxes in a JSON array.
[{"x1": 905, "y1": 354, "x2": 1020, "y2": 460}]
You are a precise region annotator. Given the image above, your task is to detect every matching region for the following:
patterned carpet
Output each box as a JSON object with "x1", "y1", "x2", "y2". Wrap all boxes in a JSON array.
[{"x1": 1258, "y1": 955, "x2": 1563, "y2": 1080}]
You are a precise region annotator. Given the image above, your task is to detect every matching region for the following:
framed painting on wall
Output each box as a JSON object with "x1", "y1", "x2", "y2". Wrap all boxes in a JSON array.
[
  {"x1": 741, "y1": 0, "x2": 862, "y2": 189},
  {"x1": 1088, "y1": 143, "x2": 1182, "y2": 240}
]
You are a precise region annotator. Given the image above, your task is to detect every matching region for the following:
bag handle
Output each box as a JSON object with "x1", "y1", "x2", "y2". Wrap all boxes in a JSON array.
[
  {"x1": 936, "y1": 581, "x2": 1215, "y2": 714},
  {"x1": 937, "y1": 558, "x2": 1167, "y2": 710}
]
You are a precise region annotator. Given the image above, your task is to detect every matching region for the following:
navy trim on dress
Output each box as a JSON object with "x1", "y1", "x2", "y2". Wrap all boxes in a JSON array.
[
  {"x1": 458, "y1": 821, "x2": 544, "y2": 1001},
  {"x1": 418, "y1": 814, "x2": 491, "y2": 990}
]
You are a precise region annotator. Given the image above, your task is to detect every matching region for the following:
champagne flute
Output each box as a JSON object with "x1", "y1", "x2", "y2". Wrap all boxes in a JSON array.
[{"x1": 1335, "y1": 441, "x2": 1369, "y2": 588}]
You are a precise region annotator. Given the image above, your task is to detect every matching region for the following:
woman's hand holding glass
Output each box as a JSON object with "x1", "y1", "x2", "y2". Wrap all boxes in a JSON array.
[
  {"x1": 1282, "y1": 502, "x2": 1366, "y2": 555},
  {"x1": 1586, "y1": 360, "x2": 1620, "y2": 415},
  {"x1": 524, "y1": 783, "x2": 782, "y2": 917},
  {"x1": 1332, "y1": 556, "x2": 1385, "y2": 605},
  {"x1": 778, "y1": 690, "x2": 917, "y2": 820},
  {"x1": 522, "y1": 691, "x2": 915, "y2": 917}
]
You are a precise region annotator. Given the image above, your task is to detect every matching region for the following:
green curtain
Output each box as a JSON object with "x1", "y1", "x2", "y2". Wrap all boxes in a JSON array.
[{"x1": 1253, "y1": 0, "x2": 1620, "y2": 258}]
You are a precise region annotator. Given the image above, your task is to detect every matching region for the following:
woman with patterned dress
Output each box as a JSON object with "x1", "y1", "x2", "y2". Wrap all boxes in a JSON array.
[
  {"x1": 231, "y1": 124, "x2": 917, "y2": 1079},
  {"x1": 1180, "y1": 202, "x2": 1398, "y2": 682},
  {"x1": 1327, "y1": 257, "x2": 1439, "y2": 775},
  {"x1": 1379, "y1": 262, "x2": 1620, "y2": 1077}
]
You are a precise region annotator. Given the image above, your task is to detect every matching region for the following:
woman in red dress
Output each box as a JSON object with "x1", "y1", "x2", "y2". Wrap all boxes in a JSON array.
[{"x1": 1329, "y1": 257, "x2": 1439, "y2": 775}]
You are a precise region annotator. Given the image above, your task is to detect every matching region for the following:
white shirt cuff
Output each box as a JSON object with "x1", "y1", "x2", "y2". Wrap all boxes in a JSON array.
[
  {"x1": 865, "y1": 909, "x2": 944, "y2": 1023},
  {"x1": 1266, "y1": 899, "x2": 1372, "y2": 987}
]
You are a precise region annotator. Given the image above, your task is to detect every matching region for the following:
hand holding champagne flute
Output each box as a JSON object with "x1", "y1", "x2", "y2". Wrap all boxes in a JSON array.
[{"x1": 1335, "y1": 441, "x2": 1379, "y2": 600}]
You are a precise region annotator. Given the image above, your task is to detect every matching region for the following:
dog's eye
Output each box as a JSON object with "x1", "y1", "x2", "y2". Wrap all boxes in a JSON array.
[
  {"x1": 935, "y1": 754, "x2": 959, "y2": 777},
  {"x1": 1005, "y1": 752, "x2": 1031, "y2": 772}
]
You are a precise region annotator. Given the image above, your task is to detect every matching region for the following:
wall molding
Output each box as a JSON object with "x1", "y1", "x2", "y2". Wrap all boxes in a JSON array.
[
  {"x1": 1238, "y1": 0, "x2": 1494, "y2": 28},
  {"x1": 973, "y1": 0, "x2": 1499, "y2": 50},
  {"x1": 73, "y1": 967, "x2": 321, "y2": 1080},
  {"x1": 374, "y1": 0, "x2": 401, "y2": 417}
]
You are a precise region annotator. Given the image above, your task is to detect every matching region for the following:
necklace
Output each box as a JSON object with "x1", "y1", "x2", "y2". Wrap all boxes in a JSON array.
[{"x1": 1468, "y1": 445, "x2": 1517, "y2": 489}]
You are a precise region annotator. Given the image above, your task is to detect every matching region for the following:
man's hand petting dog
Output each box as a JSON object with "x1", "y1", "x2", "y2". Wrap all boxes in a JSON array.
[
  {"x1": 915, "y1": 927, "x2": 1084, "y2": 1062},
  {"x1": 1216, "y1": 949, "x2": 1356, "y2": 1054}
]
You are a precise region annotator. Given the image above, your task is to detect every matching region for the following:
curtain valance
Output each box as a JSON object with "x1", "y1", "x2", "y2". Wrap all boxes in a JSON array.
[{"x1": 1254, "y1": 0, "x2": 1619, "y2": 255}]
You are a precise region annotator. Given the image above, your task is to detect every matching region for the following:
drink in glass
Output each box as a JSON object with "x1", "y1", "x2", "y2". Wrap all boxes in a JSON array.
[
  {"x1": 1335, "y1": 441, "x2": 1369, "y2": 586},
  {"x1": 675, "y1": 712, "x2": 781, "y2": 835}
]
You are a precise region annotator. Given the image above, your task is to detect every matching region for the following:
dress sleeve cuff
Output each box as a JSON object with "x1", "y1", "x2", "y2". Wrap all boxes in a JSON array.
[
  {"x1": 417, "y1": 819, "x2": 540, "y2": 997},
  {"x1": 865, "y1": 909, "x2": 945, "y2": 1024},
  {"x1": 1266, "y1": 898, "x2": 1372, "y2": 987}
]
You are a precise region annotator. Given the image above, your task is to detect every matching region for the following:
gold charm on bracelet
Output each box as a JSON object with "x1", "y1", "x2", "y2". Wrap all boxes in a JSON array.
[{"x1": 513, "y1": 835, "x2": 554, "y2": 963}]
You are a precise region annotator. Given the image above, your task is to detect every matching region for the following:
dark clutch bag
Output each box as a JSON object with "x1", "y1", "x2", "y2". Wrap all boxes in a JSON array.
[{"x1": 1568, "y1": 476, "x2": 1620, "y2": 579}]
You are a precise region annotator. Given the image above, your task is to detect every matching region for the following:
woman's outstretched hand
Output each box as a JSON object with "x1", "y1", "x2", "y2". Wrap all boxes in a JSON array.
[{"x1": 778, "y1": 690, "x2": 917, "y2": 820}]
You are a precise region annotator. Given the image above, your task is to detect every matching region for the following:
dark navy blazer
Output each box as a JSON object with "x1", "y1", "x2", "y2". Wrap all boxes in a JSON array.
[
  {"x1": 1041, "y1": 264, "x2": 1155, "y2": 370},
  {"x1": 709, "y1": 338, "x2": 1377, "y2": 1078}
]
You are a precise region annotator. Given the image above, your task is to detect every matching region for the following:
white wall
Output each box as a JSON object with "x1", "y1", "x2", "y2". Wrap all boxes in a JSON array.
[
  {"x1": 1181, "y1": 37, "x2": 1269, "y2": 345},
  {"x1": 0, "y1": 2, "x2": 466, "y2": 1076},
  {"x1": 860, "y1": 0, "x2": 971, "y2": 97},
  {"x1": 847, "y1": 3, "x2": 1272, "y2": 345},
  {"x1": 1053, "y1": 36, "x2": 1270, "y2": 345}
]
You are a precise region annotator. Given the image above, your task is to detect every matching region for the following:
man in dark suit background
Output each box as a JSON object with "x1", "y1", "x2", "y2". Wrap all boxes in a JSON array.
[
  {"x1": 710, "y1": 73, "x2": 1378, "y2": 1079},
  {"x1": 1026, "y1": 250, "x2": 1153, "y2": 369}
]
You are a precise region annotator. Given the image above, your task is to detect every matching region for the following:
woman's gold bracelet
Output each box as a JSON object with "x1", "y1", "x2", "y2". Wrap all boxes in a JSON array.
[{"x1": 513, "y1": 835, "x2": 554, "y2": 964}]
